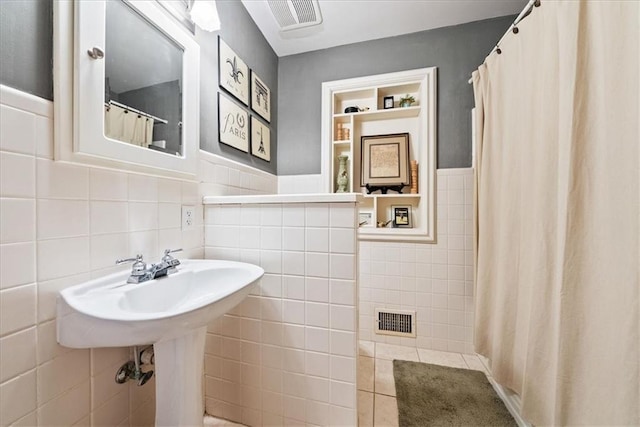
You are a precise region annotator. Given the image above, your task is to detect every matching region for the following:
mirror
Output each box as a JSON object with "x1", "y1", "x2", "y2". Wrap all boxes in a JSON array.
[
  {"x1": 54, "y1": 0, "x2": 199, "y2": 178},
  {"x1": 105, "y1": 0, "x2": 184, "y2": 156}
]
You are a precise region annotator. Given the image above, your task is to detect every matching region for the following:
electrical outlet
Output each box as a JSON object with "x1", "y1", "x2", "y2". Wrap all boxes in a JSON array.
[{"x1": 182, "y1": 205, "x2": 195, "y2": 231}]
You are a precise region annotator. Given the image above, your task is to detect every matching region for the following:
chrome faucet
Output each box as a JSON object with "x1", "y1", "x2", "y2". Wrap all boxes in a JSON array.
[{"x1": 115, "y1": 249, "x2": 182, "y2": 284}]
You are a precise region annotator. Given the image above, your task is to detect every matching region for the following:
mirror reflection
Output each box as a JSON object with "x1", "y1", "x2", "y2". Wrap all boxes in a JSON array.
[{"x1": 104, "y1": 0, "x2": 184, "y2": 156}]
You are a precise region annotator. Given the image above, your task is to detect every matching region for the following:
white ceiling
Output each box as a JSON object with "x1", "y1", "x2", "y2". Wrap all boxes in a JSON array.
[{"x1": 241, "y1": 0, "x2": 529, "y2": 57}]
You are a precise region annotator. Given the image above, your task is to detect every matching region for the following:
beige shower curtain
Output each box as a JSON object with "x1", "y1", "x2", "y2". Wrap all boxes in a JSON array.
[{"x1": 472, "y1": 1, "x2": 639, "y2": 425}]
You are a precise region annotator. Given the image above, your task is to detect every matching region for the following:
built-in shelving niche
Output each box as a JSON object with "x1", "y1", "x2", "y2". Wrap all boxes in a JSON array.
[{"x1": 321, "y1": 68, "x2": 437, "y2": 242}]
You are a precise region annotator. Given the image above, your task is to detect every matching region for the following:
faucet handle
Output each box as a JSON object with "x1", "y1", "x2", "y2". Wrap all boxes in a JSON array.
[
  {"x1": 162, "y1": 248, "x2": 182, "y2": 260},
  {"x1": 115, "y1": 254, "x2": 147, "y2": 276},
  {"x1": 116, "y1": 254, "x2": 143, "y2": 265}
]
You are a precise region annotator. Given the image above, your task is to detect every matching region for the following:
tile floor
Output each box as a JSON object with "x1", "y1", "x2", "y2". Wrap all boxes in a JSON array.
[
  {"x1": 357, "y1": 341, "x2": 489, "y2": 427},
  {"x1": 204, "y1": 341, "x2": 490, "y2": 427}
]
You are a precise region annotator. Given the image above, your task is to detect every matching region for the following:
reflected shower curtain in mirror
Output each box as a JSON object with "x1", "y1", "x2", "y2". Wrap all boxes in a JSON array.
[
  {"x1": 472, "y1": 1, "x2": 639, "y2": 425},
  {"x1": 104, "y1": 104, "x2": 154, "y2": 147}
]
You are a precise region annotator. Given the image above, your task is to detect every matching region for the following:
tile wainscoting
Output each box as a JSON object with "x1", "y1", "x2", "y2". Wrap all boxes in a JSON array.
[
  {"x1": 0, "y1": 85, "x2": 276, "y2": 426},
  {"x1": 0, "y1": 85, "x2": 203, "y2": 426},
  {"x1": 203, "y1": 195, "x2": 360, "y2": 426},
  {"x1": 359, "y1": 169, "x2": 475, "y2": 353},
  {"x1": 278, "y1": 169, "x2": 475, "y2": 354}
]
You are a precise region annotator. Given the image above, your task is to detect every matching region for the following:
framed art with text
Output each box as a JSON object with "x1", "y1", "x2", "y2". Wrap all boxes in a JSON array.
[
  {"x1": 218, "y1": 37, "x2": 249, "y2": 105},
  {"x1": 218, "y1": 92, "x2": 248, "y2": 152}
]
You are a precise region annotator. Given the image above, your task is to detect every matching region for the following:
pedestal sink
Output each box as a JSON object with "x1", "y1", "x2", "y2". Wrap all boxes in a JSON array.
[{"x1": 56, "y1": 259, "x2": 264, "y2": 426}]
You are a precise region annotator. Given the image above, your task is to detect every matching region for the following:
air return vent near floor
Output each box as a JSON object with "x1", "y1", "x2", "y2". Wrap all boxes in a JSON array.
[
  {"x1": 375, "y1": 309, "x2": 416, "y2": 337},
  {"x1": 267, "y1": 0, "x2": 323, "y2": 32}
]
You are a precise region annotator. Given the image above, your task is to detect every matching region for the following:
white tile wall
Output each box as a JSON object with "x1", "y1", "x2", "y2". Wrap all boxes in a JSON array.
[
  {"x1": 199, "y1": 151, "x2": 278, "y2": 197},
  {"x1": 203, "y1": 201, "x2": 359, "y2": 426},
  {"x1": 359, "y1": 169, "x2": 475, "y2": 354},
  {"x1": 0, "y1": 86, "x2": 276, "y2": 426}
]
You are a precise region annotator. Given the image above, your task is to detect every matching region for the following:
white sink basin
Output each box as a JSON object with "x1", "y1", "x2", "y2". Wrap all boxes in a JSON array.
[
  {"x1": 57, "y1": 259, "x2": 264, "y2": 348},
  {"x1": 56, "y1": 259, "x2": 264, "y2": 427}
]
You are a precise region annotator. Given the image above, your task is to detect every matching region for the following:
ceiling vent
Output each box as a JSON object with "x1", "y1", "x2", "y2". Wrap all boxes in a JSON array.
[{"x1": 267, "y1": 0, "x2": 322, "y2": 32}]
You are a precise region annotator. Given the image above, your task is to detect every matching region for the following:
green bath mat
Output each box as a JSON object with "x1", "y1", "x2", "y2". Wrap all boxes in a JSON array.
[{"x1": 393, "y1": 360, "x2": 517, "y2": 427}]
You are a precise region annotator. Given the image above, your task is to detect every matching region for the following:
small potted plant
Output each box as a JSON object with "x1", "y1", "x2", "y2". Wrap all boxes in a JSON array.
[{"x1": 399, "y1": 94, "x2": 415, "y2": 108}]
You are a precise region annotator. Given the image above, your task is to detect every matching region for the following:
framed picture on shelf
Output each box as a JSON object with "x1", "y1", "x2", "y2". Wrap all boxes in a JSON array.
[
  {"x1": 218, "y1": 92, "x2": 248, "y2": 152},
  {"x1": 360, "y1": 133, "x2": 410, "y2": 188},
  {"x1": 251, "y1": 116, "x2": 271, "y2": 161},
  {"x1": 358, "y1": 210, "x2": 374, "y2": 228},
  {"x1": 250, "y1": 71, "x2": 271, "y2": 122},
  {"x1": 218, "y1": 37, "x2": 249, "y2": 105},
  {"x1": 391, "y1": 205, "x2": 412, "y2": 228},
  {"x1": 383, "y1": 96, "x2": 394, "y2": 109}
]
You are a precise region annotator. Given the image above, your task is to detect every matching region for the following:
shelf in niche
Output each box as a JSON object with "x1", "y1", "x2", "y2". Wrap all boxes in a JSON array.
[
  {"x1": 334, "y1": 106, "x2": 420, "y2": 121},
  {"x1": 323, "y1": 67, "x2": 437, "y2": 243},
  {"x1": 333, "y1": 88, "x2": 376, "y2": 102},
  {"x1": 360, "y1": 227, "x2": 423, "y2": 234},
  {"x1": 362, "y1": 193, "x2": 421, "y2": 198},
  {"x1": 377, "y1": 82, "x2": 421, "y2": 98}
]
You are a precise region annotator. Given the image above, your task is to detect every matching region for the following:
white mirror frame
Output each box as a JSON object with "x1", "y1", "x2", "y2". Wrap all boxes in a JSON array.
[{"x1": 54, "y1": 0, "x2": 200, "y2": 179}]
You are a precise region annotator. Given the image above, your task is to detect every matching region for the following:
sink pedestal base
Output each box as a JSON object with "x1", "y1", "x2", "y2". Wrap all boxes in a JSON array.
[{"x1": 154, "y1": 326, "x2": 207, "y2": 427}]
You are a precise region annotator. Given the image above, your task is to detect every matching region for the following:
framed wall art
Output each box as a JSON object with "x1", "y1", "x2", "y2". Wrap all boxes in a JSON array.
[
  {"x1": 358, "y1": 210, "x2": 374, "y2": 228},
  {"x1": 251, "y1": 71, "x2": 271, "y2": 123},
  {"x1": 360, "y1": 133, "x2": 410, "y2": 191},
  {"x1": 250, "y1": 116, "x2": 270, "y2": 161},
  {"x1": 391, "y1": 205, "x2": 412, "y2": 228},
  {"x1": 218, "y1": 92, "x2": 248, "y2": 152},
  {"x1": 218, "y1": 37, "x2": 249, "y2": 105}
]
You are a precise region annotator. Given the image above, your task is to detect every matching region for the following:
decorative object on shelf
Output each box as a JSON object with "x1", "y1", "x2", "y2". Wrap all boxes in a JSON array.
[
  {"x1": 344, "y1": 128, "x2": 350, "y2": 140},
  {"x1": 358, "y1": 210, "x2": 374, "y2": 227},
  {"x1": 218, "y1": 37, "x2": 249, "y2": 105},
  {"x1": 392, "y1": 205, "x2": 412, "y2": 228},
  {"x1": 365, "y1": 183, "x2": 405, "y2": 194},
  {"x1": 336, "y1": 122, "x2": 344, "y2": 140},
  {"x1": 410, "y1": 160, "x2": 419, "y2": 194},
  {"x1": 218, "y1": 92, "x2": 248, "y2": 152},
  {"x1": 250, "y1": 116, "x2": 270, "y2": 161},
  {"x1": 361, "y1": 133, "x2": 410, "y2": 191},
  {"x1": 399, "y1": 94, "x2": 415, "y2": 108},
  {"x1": 336, "y1": 155, "x2": 349, "y2": 193},
  {"x1": 344, "y1": 106, "x2": 370, "y2": 113},
  {"x1": 250, "y1": 71, "x2": 271, "y2": 122},
  {"x1": 377, "y1": 220, "x2": 393, "y2": 228},
  {"x1": 383, "y1": 96, "x2": 394, "y2": 109}
]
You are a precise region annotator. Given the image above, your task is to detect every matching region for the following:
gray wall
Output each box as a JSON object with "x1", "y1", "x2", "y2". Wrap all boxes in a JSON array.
[
  {"x1": 119, "y1": 80, "x2": 182, "y2": 154},
  {"x1": 197, "y1": 1, "x2": 278, "y2": 175},
  {"x1": 0, "y1": 0, "x2": 53, "y2": 100},
  {"x1": 277, "y1": 15, "x2": 514, "y2": 174},
  {"x1": 0, "y1": 0, "x2": 277, "y2": 174}
]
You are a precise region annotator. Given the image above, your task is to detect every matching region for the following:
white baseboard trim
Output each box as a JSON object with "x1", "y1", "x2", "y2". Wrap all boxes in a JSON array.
[
  {"x1": 278, "y1": 174, "x2": 324, "y2": 194},
  {"x1": 487, "y1": 377, "x2": 532, "y2": 427},
  {"x1": 0, "y1": 84, "x2": 53, "y2": 117},
  {"x1": 436, "y1": 167, "x2": 473, "y2": 175},
  {"x1": 199, "y1": 149, "x2": 277, "y2": 180}
]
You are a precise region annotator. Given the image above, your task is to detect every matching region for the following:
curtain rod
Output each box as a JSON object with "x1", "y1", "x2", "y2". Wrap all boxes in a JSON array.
[
  {"x1": 105, "y1": 100, "x2": 169, "y2": 124},
  {"x1": 468, "y1": 0, "x2": 540, "y2": 84}
]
